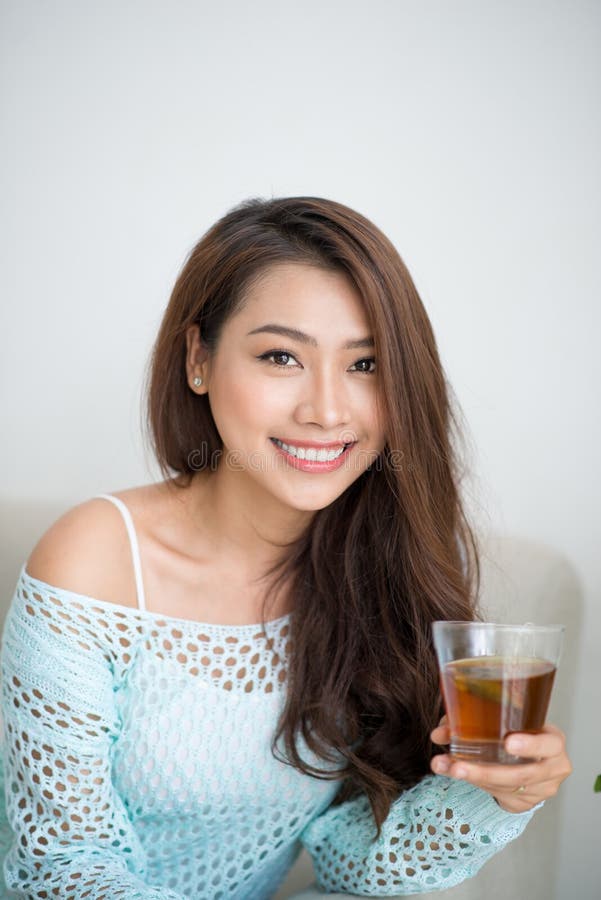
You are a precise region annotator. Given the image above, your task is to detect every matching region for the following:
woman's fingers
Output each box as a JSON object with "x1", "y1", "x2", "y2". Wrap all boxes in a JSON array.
[
  {"x1": 445, "y1": 759, "x2": 556, "y2": 790},
  {"x1": 504, "y1": 725, "x2": 565, "y2": 761},
  {"x1": 429, "y1": 723, "x2": 572, "y2": 813},
  {"x1": 430, "y1": 714, "x2": 450, "y2": 745}
]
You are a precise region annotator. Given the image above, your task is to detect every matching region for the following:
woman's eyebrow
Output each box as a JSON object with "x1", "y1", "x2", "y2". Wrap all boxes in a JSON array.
[{"x1": 246, "y1": 324, "x2": 374, "y2": 350}]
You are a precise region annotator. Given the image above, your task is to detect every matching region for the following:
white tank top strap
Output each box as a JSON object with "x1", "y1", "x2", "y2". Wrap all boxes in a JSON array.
[{"x1": 93, "y1": 493, "x2": 147, "y2": 612}]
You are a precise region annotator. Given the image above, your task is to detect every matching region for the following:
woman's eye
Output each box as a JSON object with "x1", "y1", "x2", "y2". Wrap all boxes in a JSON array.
[
  {"x1": 256, "y1": 351, "x2": 376, "y2": 374},
  {"x1": 350, "y1": 358, "x2": 376, "y2": 374},
  {"x1": 257, "y1": 350, "x2": 300, "y2": 367}
]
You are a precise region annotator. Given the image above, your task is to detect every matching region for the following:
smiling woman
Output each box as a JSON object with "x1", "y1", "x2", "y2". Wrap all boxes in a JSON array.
[
  {"x1": 181, "y1": 262, "x2": 386, "y2": 515},
  {"x1": 0, "y1": 196, "x2": 571, "y2": 899}
]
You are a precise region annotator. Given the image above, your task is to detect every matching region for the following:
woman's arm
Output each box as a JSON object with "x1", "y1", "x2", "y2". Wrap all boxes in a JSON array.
[
  {"x1": 300, "y1": 773, "x2": 538, "y2": 896},
  {"x1": 0, "y1": 571, "x2": 184, "y2": 899}
]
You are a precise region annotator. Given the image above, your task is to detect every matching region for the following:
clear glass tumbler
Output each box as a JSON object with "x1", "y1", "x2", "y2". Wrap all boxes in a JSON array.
[{"x1": 432, "y1": 621, "x2": 564, "y2": 764}]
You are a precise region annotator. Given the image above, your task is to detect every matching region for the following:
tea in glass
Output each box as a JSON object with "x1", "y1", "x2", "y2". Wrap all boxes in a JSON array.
[{"x1": 432, "y1": 622, "x2": 563, "y2": 764}]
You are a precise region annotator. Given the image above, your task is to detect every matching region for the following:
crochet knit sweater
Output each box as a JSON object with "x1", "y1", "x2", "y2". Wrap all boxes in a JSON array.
[{"x1": 0, "y1": 495, "x2": 539, "y2": 899}]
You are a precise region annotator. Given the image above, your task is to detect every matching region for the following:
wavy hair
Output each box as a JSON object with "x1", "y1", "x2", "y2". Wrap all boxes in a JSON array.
[{"x1": 144, "y1": 196, "x2": 479, "y2": 836}]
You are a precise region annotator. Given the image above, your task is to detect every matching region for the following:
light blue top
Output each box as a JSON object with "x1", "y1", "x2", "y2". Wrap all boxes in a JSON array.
[{"x1": 0, "y1": 495, "x2": 540, "y2": 898}]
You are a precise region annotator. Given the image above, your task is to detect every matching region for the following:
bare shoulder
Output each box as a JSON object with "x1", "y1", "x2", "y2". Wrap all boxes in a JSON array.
[{"x1": 25, "y1": 488, "x2": 157, "y2": 608}]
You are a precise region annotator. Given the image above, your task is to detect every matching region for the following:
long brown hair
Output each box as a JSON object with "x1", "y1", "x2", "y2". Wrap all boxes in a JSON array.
[{"x1": 144, "y1": 196, "x2": 479, "y2": 836}]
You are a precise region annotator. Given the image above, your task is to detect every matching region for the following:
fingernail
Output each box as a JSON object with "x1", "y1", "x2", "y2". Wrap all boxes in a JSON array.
[
  {"x1": 433, "y1": 757, "x2": 449, "y2": 773},
  {"x1": 507, "y1": 737, "x2": 524, "y2": 753}
]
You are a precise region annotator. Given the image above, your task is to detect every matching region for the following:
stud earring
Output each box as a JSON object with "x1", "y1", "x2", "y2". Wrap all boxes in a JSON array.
[{"x1": 193, "y1": 376, "x2": 203, "y2": 387}]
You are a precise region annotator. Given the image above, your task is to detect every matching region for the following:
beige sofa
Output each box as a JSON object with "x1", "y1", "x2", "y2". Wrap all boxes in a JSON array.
[{"x1": 0, "y1": 501, "x2": 583, "y2": 900}]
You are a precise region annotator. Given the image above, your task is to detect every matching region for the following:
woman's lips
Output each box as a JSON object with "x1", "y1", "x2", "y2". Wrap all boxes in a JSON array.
[
  {"x1": 270, "y1": 437, "x2": 348, "y2": 450},
  {"x1": 270, "y1": 437, "x2": 355, "y2": 473}
]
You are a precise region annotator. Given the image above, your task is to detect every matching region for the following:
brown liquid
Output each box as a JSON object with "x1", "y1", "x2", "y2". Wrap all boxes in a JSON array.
[{"x1": 441, "y1": 656, "x2": 556, "y2": 757}]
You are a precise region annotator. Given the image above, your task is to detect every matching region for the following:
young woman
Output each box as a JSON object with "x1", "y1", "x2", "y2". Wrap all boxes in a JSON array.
[{"x1": 0, "y1": 197, "x2": 571, "y2": 898}]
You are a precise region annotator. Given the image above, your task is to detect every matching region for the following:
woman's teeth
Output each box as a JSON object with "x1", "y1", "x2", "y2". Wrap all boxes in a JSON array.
[{"x1": 272, "y1": 438, "x2": 346, "y2": 461}]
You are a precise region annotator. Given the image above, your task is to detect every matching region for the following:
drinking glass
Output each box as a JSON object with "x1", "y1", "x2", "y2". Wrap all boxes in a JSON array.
[{"x1": 432, "y1": 621, "x2": 564, "y2": 764}]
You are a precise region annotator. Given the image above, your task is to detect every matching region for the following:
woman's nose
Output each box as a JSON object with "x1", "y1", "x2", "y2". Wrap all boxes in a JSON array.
[{"x1": 294, "y1": 367, "x2": 351, "y2": 429}]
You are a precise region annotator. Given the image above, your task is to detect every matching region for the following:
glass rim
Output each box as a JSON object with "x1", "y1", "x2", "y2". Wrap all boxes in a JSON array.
[{"x1": 432, "y1": 620, "x2": 565, "y2": 634}]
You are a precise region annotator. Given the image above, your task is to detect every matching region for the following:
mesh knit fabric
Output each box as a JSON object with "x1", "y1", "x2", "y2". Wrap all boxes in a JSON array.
[{"x1": 0, "y1": 566, "x2": 539, "y2": 898}]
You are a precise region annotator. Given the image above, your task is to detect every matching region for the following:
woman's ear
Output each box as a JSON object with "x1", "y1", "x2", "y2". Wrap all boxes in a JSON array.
[{"x1": 185, "y1": 324, "x2": 211, "y2": 393}]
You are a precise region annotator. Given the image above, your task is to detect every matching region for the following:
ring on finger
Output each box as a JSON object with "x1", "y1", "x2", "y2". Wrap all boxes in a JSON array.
[{"x1": 513, "y1": 785, "x2": 526, "y2": 794}]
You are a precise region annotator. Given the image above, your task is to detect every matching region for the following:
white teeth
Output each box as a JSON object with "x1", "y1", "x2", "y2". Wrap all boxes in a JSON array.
[{"x1": 273, "y1": 439, "x2": 345, "y2": 461}]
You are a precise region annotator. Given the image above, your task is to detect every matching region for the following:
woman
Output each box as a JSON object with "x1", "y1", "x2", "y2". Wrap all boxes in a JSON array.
[{"x1": 0, "y1": 196, "x2": 571, "y2": 898}]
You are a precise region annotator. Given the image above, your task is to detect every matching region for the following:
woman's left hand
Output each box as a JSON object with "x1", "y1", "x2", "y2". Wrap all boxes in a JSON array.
[{"x1": 429, "y1": 719, "x2": 573, "y2": 813}]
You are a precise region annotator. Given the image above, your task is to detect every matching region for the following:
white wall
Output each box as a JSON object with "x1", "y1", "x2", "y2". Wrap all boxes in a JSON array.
[{"x1": 1, "y1": 1, "x2": 599, "y2": 896}]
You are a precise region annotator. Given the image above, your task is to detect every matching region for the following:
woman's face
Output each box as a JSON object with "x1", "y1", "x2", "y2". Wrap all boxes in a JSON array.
[{"x1": 186, "y1": 263, "x2": 387, "y2": 513}]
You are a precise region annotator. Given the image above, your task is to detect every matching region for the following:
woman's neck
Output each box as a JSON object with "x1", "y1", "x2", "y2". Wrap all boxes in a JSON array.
[{"x1": 183, "y1": 465, "x2": 312, "y2": 584}]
